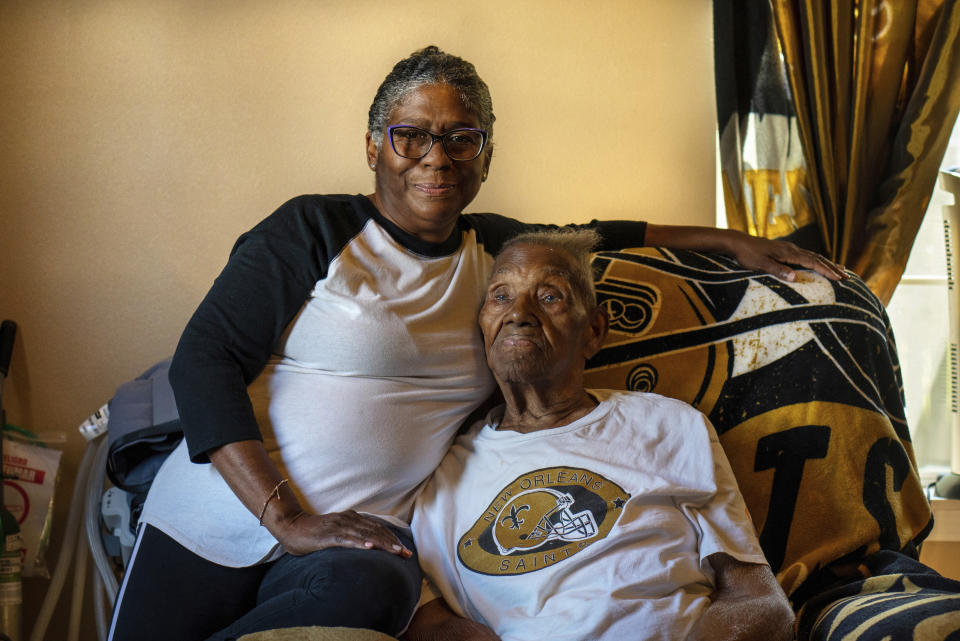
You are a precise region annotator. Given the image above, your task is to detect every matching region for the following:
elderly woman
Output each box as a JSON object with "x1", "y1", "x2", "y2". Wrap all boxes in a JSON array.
[{"x1": 108, "y1": 46, "x2": 843, "y2": 641}]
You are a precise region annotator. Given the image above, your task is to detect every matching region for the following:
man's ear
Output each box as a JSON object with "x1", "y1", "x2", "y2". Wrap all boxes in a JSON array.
[
  {"x1": 583, "y1": 305, "x2": 609, "y2": 360},
  {"x1": 365, "y1": 131, "x2": 379, "y2": 171}
]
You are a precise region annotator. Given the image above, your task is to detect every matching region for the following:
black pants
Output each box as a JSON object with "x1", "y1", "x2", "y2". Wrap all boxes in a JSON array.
[{"x1": 108, "y1": 524, "x2": 421, "y2": 641}]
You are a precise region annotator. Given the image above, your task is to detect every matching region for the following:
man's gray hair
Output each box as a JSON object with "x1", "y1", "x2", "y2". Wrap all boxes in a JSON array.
[
  {"x1": 368, "y1": 46, "x2": 495, "y2": 147},
  {"x1": 499, "y1": 229, "x2": 601, "y2": 307}
]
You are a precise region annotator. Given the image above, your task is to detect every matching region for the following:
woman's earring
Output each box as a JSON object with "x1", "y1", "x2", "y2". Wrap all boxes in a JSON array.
[{"x1": 370, "y1": 163, "x2": 376, "y2": 170}]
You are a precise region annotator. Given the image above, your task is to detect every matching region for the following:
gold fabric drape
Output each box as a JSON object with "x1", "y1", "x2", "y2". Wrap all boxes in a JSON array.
[{"x1": 719, "y1": 0, "x2": 960, "y2": 304}]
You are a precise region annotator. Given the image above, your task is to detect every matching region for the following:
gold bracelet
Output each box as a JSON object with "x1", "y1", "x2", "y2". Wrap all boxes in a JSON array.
[{"x1": 258, "y1": 478, "x2": 288, "y2": 526}]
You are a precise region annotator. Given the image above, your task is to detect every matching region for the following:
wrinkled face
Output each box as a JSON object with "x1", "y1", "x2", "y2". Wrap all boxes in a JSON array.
[
  {"x1": 479, "y1": 244, "x2": 605, "y2": 385},
  {"x1": 366, "y1": 83, "x2": 491, "y2": 244}
]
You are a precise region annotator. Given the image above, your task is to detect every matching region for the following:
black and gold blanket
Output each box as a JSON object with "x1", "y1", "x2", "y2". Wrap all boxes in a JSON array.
[{"x1": 583, "y1": 248, "x2": 959, "y2": 639}]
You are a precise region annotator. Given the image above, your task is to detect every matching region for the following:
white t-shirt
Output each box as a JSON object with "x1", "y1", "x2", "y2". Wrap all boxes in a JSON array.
[{"x1": 412, "y1": 389, "x2": 767, "y2": 641}]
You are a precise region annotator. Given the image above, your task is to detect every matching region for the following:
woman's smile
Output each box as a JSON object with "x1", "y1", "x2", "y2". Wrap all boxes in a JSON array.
[{"x1": 413, "y1": 181, "x2": 458, "y2": 197}]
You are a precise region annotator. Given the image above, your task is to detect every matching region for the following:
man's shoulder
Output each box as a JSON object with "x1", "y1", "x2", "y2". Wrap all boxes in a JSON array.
[
  {"x1": 592, "y1": 388, "x2": 704, "y2": 417},
  {"x1": 590, "y1": 391, "x2": 717, "y2": 464}
]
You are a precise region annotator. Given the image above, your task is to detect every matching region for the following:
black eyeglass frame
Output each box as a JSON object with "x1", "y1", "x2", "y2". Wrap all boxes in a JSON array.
[{"x1": 386, "y1": 125, "x2": 488, "y2": 161}]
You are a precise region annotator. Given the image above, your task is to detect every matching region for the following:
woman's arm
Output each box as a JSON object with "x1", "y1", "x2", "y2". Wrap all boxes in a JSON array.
[
  {"x1": 686, "y1": 553, "x2": 795, "y2": 641},
  {"x1": 402, "y1": 598, "x2": 500, "y2": 641},
  {"x1": 645, "y1": 223, "x2": 847, "y2": 282},
  {"x1": 208, "y1": 439, "x2": 411, "y2": 557}
]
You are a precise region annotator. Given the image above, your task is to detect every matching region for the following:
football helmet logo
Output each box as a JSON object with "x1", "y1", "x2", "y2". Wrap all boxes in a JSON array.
[{"x1": 493, "y1": 488, "x2": 598, "y2": 555}]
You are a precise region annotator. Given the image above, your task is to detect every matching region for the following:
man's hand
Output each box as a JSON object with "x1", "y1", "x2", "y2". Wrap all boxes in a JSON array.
[
  {"x1": 403, "y1": 598, "x2": 501, "y2": 641},
  {"x1": 687, "y1": 553, "x2": 795, "y2": 641}
]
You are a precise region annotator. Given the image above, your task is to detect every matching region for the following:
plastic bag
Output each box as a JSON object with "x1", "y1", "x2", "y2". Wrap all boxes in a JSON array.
[{"x1": 2, "y1": 431, "x2": 62, "y2": 578}]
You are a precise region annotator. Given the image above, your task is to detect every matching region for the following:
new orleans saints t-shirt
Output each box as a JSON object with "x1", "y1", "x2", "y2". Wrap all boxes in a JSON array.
[{"x1": 412, "y1": 389, "x2": 767, "y2": 641}]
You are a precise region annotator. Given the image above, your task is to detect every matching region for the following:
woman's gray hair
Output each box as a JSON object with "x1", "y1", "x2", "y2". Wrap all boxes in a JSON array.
[
  {"x1": 367, "y1": 45, "x2": 495, "y2": 147},
  {"x1": 499, "y1": 229, "x2": 601, "y2": 307}
]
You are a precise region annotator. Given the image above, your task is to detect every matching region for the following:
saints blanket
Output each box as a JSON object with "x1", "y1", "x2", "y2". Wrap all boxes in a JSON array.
[{"x1": 583, "y1": 248, "x2": 959, "y2": 639}]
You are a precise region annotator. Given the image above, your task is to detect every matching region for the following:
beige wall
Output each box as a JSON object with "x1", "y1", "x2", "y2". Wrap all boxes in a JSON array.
[{"x1": 0, "y1": 1, "x2": 715, "y2": 637}]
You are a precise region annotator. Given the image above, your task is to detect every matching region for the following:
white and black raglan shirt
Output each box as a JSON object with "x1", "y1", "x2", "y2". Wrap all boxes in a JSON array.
[{"x1": 141, "y1": 194, "x2": 647, "y2": 567}]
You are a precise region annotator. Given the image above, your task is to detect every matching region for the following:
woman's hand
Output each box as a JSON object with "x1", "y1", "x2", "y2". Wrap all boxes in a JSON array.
[
  {"x1": 207, "y1": 440, "x2": 412, "y2": 558},
  {"x1": 271, "y1": 509, "x2": 413, "y2": 558},
  {"x1": 720, "y1": 232, "x2": 848, "y2": 282},
  {"x1": 644, "y1": 223, "x2": 848, "y2": 282}
]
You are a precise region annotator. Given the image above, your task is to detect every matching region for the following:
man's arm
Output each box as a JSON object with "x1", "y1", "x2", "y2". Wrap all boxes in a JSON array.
[
  {"x1": 687, "y1": 553, "x2": 795, "y2": 641},
  {"x1": 402, "y1": 598, "x2": 501, "y2": 641}
]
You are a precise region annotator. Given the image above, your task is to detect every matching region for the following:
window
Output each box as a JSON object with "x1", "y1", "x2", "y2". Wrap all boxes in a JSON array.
[
  {"x1": 715, "y1": 116, "x2": 960, "y2": 481},
  {"x1": 887, "y1": 115, "x2": 960, "y2": 481}
]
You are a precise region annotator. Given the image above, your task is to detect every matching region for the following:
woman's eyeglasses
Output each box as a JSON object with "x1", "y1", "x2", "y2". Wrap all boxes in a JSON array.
[{"x1": 387, "y1": 125, "x2": 488, "y2": 162}]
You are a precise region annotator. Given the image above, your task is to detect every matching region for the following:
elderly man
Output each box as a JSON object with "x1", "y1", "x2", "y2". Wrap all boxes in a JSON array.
[{"x1": 406, "y1": 230, "x2": 795, "y2": 641}]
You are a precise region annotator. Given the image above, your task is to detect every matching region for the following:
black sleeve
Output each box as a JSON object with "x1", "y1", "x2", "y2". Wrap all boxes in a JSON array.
[
  {"x1": 462, "y1": 213, "x2": 647, "y2": 256},
  {"x1": 168, "y1": 196, "x2": 357, "y2": 462},
  {"x1": 589, "y1": 219, "x2": 647, "y2": 250}
]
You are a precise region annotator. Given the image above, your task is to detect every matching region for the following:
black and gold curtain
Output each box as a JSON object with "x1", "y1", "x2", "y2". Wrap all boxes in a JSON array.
[{"x1": 715, "y1": 0, "x2": 960, "y2": 304}]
